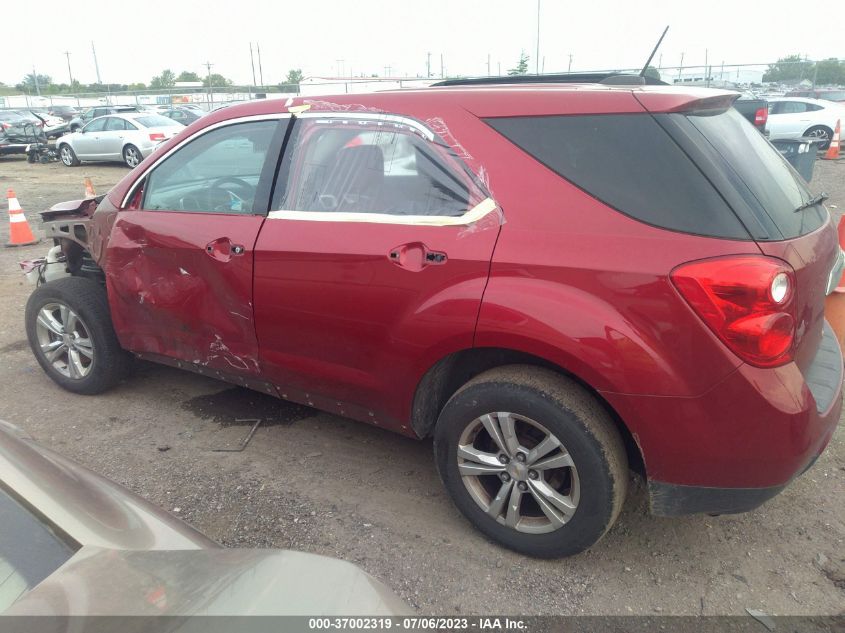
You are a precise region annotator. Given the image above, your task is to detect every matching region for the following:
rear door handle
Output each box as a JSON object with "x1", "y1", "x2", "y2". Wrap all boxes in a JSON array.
[{"x1": 388, "y1": 243, "x2": 447, "y2": 271}]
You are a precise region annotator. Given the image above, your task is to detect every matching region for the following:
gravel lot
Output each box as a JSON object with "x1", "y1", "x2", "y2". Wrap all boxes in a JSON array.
[{"x1": 0, "y1": 154, "x2": 843, "y2": 616}]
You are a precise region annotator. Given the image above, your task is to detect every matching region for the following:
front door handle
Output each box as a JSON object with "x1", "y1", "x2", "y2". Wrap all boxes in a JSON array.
[{"x1": 205, "y1": 237, "x2": 245, "y2": 262}]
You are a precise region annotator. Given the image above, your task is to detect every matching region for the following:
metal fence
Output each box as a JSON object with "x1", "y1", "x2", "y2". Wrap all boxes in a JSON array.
[{"x1": 2, "y1": 59, "x2": 842, "y2": 111}]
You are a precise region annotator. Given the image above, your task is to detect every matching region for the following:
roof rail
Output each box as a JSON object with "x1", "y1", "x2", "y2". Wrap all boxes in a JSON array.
[{"x1": 432, "y1": 73, "x2": 668, "y2": 87}]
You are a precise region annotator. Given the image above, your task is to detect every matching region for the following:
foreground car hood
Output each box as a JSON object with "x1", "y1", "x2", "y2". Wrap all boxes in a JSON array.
[
  {"x1": 3, "y1": 546, "x2": 410, "y2": 616},
  {"x1": 0, "y1": 419, "x2": 214, "y2": 551}
]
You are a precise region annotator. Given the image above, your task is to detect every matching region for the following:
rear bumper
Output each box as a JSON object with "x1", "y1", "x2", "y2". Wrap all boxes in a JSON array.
[{"x1": 603, "y1": 321, "x2": 842, "y2": 514}]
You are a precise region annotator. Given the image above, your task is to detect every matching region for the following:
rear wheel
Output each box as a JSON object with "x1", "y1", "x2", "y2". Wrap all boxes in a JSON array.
[
  {"x1": 59, "y1": 144, "x2": 80, "y2": 166},
  {"x1": 434, "y1": 366, "x2": 628, "y2": 558},
  {"x1": 123, "y1": 144, "x2": 142, "y2": 168},
  {"x1": 804, "y1": 125, "x2": 833, "y2": 151},
  {"x1": 25, "y1": 277, "x2": 131, "y2": 394}
]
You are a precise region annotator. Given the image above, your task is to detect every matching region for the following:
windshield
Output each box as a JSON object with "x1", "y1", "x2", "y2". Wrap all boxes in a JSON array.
[
  {"x1": 136, "y1": 115, "x2": 182, "y2": 128},
  {"x1": 0, "y1": 488, "x2": 76, "y2": 612}
]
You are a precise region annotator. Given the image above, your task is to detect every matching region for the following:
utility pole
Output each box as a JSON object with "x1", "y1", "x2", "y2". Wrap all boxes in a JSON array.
[
  {"x1": 535, "y1": 0, "x2": 541, "y2": 75},
  {"x1": 32, "y1": 66, "x2": 41, "y2": 96},
  {"x1": 91, "y1": 41, "x2": 102, "y2": 84},
  {"x1": 568, "y1": 53, "x2": 573, "y2": 72},
  {"x1": 249, "y1": 43, "x2": 257, "y2": 86},
  {"x1": 383, "y1": 65, "x2": 392, "y2": 77},
  {"x1": 487, "y1": 53, "x2": 491, "y2": 76},
  {"x1": 440, "y1": 54, "x2": 444, "y2": 78},
  {"x1": 704, "y1": 48, "x2": 709, "y2": 87},
  {"x1": 256, "y1": 42, "x2": 264, "y2": 87},
  {"x1": 678, "y1": 52, "x2": 684, "y2": 81},
  {"x1": 204, "y1": 60, "x2": 214, "y2": 109},
  {"x1": 63, "y1": 51, "x2": 74, "y2": 86},
  {"x1": 336, "y1": 59, "x2": 345, "y2": 76},
  {"x1": 426, "y1": 52, "x2": 431, "y2": 78},
  {"x1": 498, "y1": 61, "x2": 501, "y2": 76}
]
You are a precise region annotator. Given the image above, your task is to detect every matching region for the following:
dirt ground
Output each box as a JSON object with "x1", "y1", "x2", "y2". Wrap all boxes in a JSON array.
[{"x1": 0, "y1": 155, "x2": 843, "y2": 616}]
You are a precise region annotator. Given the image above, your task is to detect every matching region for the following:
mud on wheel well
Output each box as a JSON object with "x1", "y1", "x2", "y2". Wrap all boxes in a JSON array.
[{"x1": 411, "y1": 348, "x2": 645, "y2": 477}]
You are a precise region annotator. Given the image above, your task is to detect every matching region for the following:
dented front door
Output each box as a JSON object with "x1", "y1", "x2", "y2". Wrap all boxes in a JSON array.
[
  {"x1": 103, "y1": 117, "x2": 288, "y2": 376},
  {"x1": 105, "y1": 212, "x2": 265, "y2": 374}
]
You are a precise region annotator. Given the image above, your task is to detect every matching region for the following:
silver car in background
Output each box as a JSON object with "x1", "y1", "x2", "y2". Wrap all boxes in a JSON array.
[
  {"x1": 0, "y1": 419, "x2": 409, "y2": 617},
  {"x1": 57, "y1": 113, "x2": 184, "y2": 168}
]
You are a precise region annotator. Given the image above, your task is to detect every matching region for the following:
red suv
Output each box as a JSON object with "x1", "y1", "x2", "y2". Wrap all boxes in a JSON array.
[{"x1": 24, "y1": 82, "x2": 843, "y2": 557}]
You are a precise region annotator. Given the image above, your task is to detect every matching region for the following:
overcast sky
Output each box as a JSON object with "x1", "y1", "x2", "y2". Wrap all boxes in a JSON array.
[{"x1": 2, "y1": 0, "x2": 841, "y2": 87}]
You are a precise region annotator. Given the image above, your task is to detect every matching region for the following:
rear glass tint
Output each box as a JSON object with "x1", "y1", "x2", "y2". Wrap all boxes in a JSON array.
[
  {"x1": 136, "y1": 115, "x2": 180, "y2": 128},
  {"x1": 668, "y1": 108, "x2": 824, "y2": 240},
  {"x1": 485, "y1": 114, "x2": 750, "y2": 239}
]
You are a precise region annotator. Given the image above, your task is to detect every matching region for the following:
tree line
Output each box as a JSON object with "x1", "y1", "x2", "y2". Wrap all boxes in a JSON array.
[
  {"x1": 6, "y1": 68, "x2": 306, "y2": 94},
  {"x1": 763, "y1": 56, "x2": 845, "y2": 84}
]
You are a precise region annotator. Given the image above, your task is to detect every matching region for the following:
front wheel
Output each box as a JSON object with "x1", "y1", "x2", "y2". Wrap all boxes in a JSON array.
[
  {"x1": 804, "y1": 125, "x2": 833, "y2": 151},
  {"x1": 59, "y1": 144, "x2": 80, "y2": 166},
  {"x1": 25, "y1": 277, "x2": 131, "y2": 394},
  {"x1": 123, "y1": 144, "x2": 142, "y2": 168},
  {"x1": 434, "y1": 366, "x2": 628, "y2": 558}
]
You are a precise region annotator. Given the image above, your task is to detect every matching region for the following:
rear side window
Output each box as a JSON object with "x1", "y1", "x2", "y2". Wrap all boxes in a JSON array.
[
  {"x1": 485, "y1": 114, "x2": 749, "y2": 239},
  {"x1": 274, "y1": 118, "x2": 484, "y2": 217}
]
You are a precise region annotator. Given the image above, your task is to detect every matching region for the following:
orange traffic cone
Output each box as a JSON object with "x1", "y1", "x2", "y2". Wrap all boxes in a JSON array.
[
  {"x1": 822, "y1": 119, "x2": 841, "y2": 161},
  {"x1": 83, "y1": 177, "x2": 96, "y2": 198},
  {"x1": 4, "y1": 189, "x2": 39, "y2": 247}
]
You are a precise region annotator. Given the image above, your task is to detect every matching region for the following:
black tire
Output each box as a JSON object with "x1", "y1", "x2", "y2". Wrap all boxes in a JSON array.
[
  {"x1": 25, "y1": 277, "x2": 131, "y2": 395},
  {"x1": 123, "y1": 144, "x2": 142, "y2": 169},
  {"x1": 434, "y1": 365, "x2": 628, "y2": 558},
  {"x1": 803, "y1": 125, "x2": 834, "y2": 151},
  {"x1": 59, "y1": 144, "x2": 80, "y2": 166}
]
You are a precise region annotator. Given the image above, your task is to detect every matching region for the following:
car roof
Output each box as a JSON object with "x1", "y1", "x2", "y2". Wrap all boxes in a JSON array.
[
  {"x1": 196, "y1": 84, "x2": 739, "y2": 125},
  {"x1": 768, "y1": 96, "x2": 835, "y2": 105}
]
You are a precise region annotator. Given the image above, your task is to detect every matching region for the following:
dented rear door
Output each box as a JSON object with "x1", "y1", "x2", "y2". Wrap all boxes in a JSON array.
[{"x1": 104, "y1": 117, "x2": 289, "y2": 376}]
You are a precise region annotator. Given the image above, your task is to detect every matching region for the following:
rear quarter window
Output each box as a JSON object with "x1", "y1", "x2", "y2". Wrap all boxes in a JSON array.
[{"x1": 485, "y1": 114, "x2": 750, "y2": 239}]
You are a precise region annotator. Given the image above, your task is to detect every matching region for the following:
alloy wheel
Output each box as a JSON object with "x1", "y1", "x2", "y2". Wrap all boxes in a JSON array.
[
  {"x1": 124, "y1": 147, "x2": 141, "y2": 168},
  {"x1": 457, "y1": 412, "x2": 580, "y2": 534},
  {"x1": 60, "y1": 146, "x2": 73, "y2": 166},
  {"x1": 34, "y1": 302, "x2": 94, "y2": 379}
]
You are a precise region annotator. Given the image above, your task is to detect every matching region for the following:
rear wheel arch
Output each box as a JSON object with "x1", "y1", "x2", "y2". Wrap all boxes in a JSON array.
[{"x1": 411, "y1": 347, "x2": 645, "y2": 477}]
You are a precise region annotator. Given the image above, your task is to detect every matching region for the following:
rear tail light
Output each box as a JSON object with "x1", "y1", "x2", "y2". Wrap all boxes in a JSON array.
[
  {"x1": 671, "y1": 256, "x2": 796, "y2": 367},
  {"x1": 754, "y1": 106, "x2": 768, "y2": 127},
  {"x1": 1, "y1": 122, "x2": 10, "y2": 130},
  {"x1": 149, "y1": 132, "x2": 165, "y2": 141}
]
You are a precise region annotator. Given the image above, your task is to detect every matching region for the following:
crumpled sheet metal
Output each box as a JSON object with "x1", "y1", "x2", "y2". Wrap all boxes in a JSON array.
[{"x1": 104, "y1": 220, "x2": 260, "y2": 374}]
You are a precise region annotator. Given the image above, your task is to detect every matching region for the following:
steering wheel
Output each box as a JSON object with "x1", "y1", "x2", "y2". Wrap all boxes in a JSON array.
[{"x1": 207, "y1": 176, "x2": 256, "y2": 212}]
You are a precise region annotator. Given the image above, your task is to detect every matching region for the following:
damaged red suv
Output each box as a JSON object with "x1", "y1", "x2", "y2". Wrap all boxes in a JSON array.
[{"x1": 24, "y1": 80, "x2": 843, "y2": 557}]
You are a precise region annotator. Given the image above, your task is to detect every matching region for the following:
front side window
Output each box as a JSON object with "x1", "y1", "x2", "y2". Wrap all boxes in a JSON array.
[
  {"x1": 142, "y1": 120, "x2": 279, "y2": 214},
  {"x1": 274, "y1": 117, "x2": 485, "y2": 217}
]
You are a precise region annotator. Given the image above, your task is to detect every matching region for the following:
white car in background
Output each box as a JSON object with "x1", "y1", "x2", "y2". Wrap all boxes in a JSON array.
[
  {"x1": 58, "y1": 113, "x2": 184, "y2": 168},
  {"x1": 766, "y1": 97, "x2": 845, "y2": 149}
]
